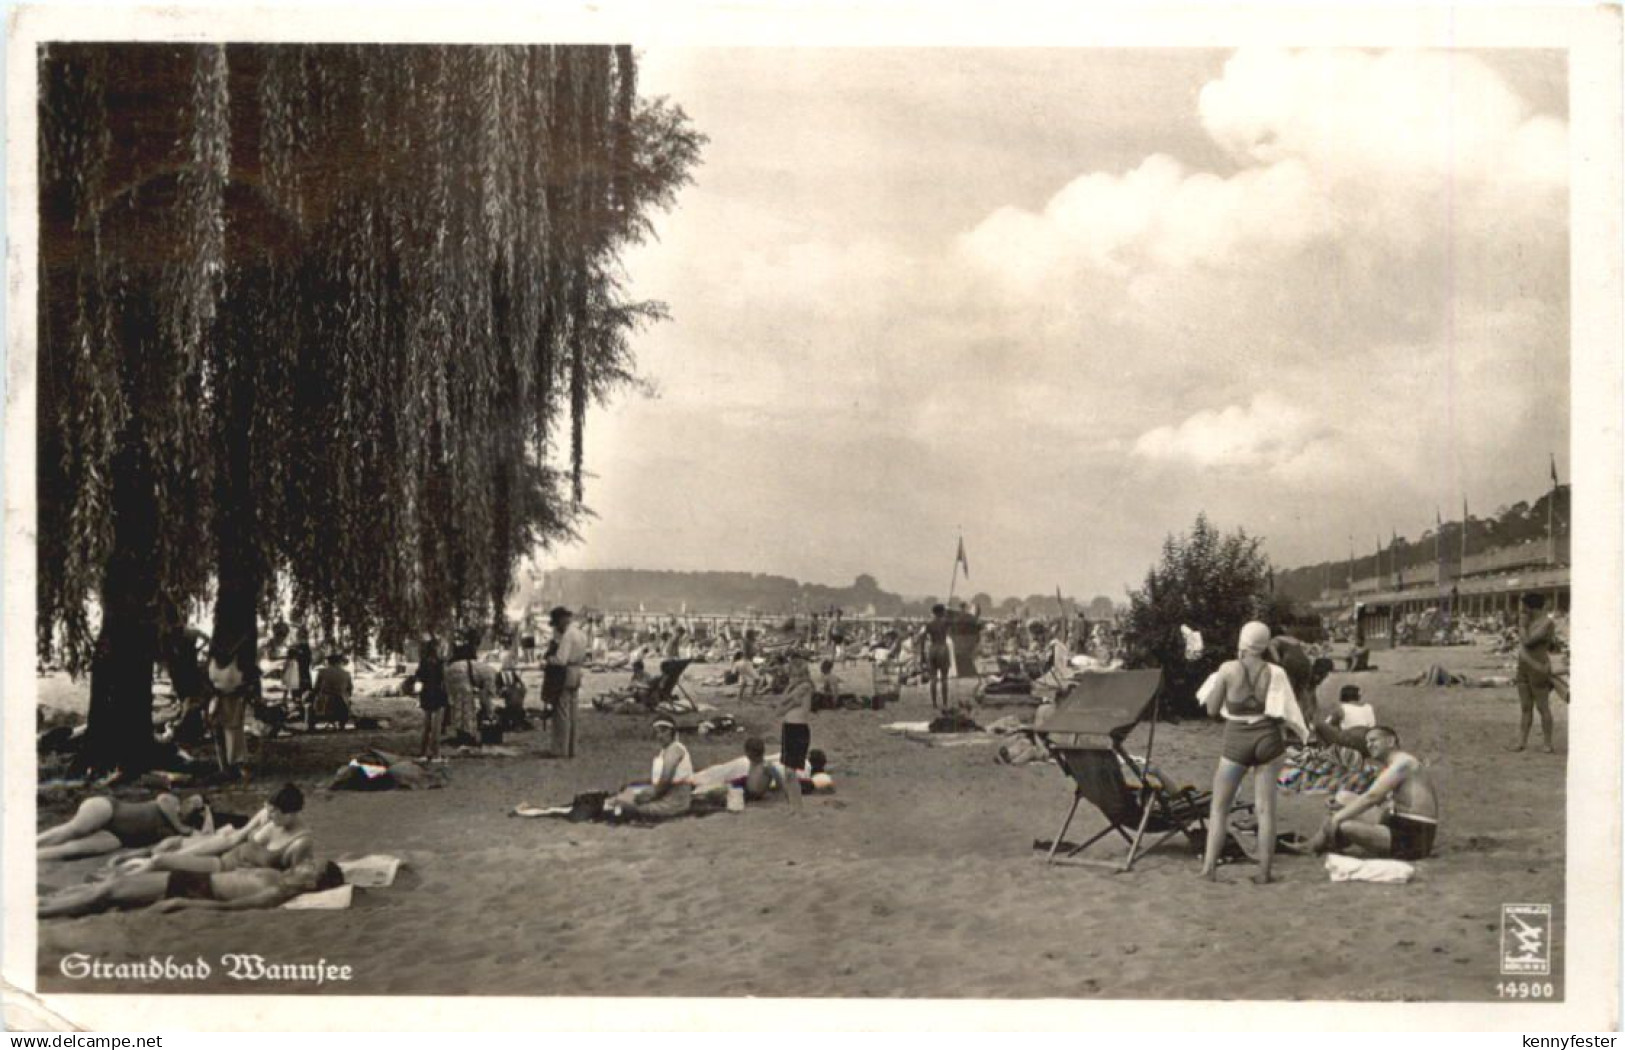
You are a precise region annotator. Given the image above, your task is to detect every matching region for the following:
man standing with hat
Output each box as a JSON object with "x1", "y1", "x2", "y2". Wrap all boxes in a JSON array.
[{"x1": 545, "y1": 606, "x2": 589, "y2": 758}]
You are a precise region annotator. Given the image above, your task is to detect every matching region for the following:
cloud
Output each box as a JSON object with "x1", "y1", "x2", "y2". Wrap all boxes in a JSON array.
[
  {"x1": 1132, "y1": 392, "x2": 1332, "y2": 471},
  {"x1": 567, "y1": 48, "x2": 1570, "y2": 597}
]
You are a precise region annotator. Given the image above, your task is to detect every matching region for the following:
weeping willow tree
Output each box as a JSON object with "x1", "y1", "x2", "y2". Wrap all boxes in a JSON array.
[{"x1": 38, "y1": 44, "x2": 703, "y2": 772}]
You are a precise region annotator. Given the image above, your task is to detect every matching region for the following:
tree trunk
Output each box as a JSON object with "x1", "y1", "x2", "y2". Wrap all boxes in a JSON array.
[
  {"x1": 81, "y1": 442, "x2": 162, "y2": 775},
  {"x1": 210, "y1": 352, "x2": 261, "y2": 686}
]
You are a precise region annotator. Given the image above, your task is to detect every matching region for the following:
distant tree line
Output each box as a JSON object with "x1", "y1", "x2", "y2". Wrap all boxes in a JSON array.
[{"x1": 542, "y1": 568, "x2": 1118, "y2": 621}]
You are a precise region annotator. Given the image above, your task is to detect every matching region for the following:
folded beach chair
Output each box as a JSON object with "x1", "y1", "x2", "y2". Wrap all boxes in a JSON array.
[{"x1": 1033, "y1": 669, "x2": 1250, "y2": 872}]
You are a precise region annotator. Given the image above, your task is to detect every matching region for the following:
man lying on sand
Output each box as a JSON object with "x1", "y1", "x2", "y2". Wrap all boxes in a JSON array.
[
  {"x1": 1298, "y1": 727, "x2": 1439, "y2": 861},
  {"x1": 38, "y1": 792, "x2": 209, "y2": 861},
  {"x1": 40, "y1": 859, "x2": 344, "y2": 918}
]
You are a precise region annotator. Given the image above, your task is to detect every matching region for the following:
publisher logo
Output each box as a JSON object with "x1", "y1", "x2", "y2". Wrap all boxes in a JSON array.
[{"x1": 1501, "y1": 903, "x2": 1552, "y2": 976}]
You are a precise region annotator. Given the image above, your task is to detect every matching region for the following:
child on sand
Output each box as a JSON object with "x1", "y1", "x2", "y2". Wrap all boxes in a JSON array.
[
  {"x1": 727, "y1": 735, "x2": 788, "y2": 801},
  {"x1": 815, "y1": 659, "x2": 843, "y2": 709},
  {"x1": 733, "y1": 650, "x2": 758, "y2": 700}
]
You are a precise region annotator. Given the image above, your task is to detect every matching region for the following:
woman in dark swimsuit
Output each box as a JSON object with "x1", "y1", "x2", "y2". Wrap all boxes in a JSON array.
[
  {"x1": 38, "y1": 793, "x2": 207, "y2": 861},
  {"x1": 1196, "y1": 621, "x2": 1296, "y2": 884}
]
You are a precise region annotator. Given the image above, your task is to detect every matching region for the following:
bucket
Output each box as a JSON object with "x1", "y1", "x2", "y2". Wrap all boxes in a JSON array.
[{"x1": 725, "y1": 786, "x2": 746, "y2": 813}]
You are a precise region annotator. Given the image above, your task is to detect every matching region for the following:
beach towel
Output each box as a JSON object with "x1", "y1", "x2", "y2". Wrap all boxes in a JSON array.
[
  {"x1": 282, "y1": 884, "x2": 354, "y2": 910},
  {"x1": 883, "y1": 721, "x2": 933, "y2": 734},
  {"x1": 1277, "y1": 746, "x2": 1377, "y2": 796},
  {"x1": 337, "y1": 854, "x2": 402, "y2": 888},
  {"x1": 1325, "y1": 853, "x2": 1415, "y2": 884}
]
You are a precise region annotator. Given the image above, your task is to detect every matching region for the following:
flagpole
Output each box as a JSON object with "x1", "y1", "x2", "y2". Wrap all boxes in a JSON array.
[
  {"x1": 1548, "y1": 455, "x2": 1558, "y2": 566},
  {"x1": 1461, "y1": 497, "x2": 1469, "y2": 569}
]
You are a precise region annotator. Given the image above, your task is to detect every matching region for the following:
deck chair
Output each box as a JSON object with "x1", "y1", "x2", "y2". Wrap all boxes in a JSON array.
[
  {"x1": 648, "y1": 658, "x2": 699, "y2": 713},
  {"x1": 1033, "y1": 669, "x2": 1250, "y2": 872}
]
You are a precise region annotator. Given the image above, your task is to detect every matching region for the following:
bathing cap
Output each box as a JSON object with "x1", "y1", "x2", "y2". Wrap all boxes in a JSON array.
[{"x1": 1238, "y1": 621, "x2": 1271, "y2": 652}]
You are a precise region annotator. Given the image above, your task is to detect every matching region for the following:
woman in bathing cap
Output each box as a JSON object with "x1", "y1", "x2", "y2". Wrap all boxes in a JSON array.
[{"x1": 1196, "y1": 621, "x2": 1297, "y2": 884}]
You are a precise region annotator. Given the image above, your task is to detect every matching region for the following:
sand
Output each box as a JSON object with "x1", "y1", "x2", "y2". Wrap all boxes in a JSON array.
[{"x1": 33, "y1": 643, "x2": 1567, "y2": 1000}]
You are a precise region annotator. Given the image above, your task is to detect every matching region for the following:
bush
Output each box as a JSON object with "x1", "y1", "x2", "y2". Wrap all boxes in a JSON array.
[{"x1": 1122, "y1": 513, "x2": 1272, "y2": 718}]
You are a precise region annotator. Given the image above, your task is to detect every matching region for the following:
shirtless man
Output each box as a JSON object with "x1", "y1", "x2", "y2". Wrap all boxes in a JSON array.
[
  {"x1": 924, "y1": 605, "x2": 951, "y2": 711},
  {"x1": 40, "y1": 859, "x2": 344, "y2": 918},
  {"x1": 1303, "y1": 726, "x2": 1439, "y2": 860}
]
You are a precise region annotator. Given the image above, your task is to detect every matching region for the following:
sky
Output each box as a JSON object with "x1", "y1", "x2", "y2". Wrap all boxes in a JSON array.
[{"x1": 549, "y1": 47, "x2": 1570, "y2": 603}]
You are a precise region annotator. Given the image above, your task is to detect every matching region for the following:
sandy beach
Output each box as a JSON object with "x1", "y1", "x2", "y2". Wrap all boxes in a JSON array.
[{"x1": 34, "y1": 642, "x2": 1566, "y2": 1001}]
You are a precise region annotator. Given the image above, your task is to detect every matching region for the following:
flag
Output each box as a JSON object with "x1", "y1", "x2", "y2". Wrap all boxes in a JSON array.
[
  {"x1": 955, "y1": 536, "x2": 970, "y2": 578},
  {"x1": 1550, "y1": 454, "x2": 1559, "y2": 486}
]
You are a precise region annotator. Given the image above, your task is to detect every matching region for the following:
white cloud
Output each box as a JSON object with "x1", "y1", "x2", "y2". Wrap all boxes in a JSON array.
[
  {"x1": 1133, "y1": 393, "x2": 1332, "y2": 471},
  {"x1": 565, "y1": 49, "x2": 1570, "y2": 597}
]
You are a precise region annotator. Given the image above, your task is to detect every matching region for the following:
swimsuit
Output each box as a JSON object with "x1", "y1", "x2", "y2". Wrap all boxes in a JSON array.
[
  {"x1": 106, "y1": 800, "x2": 174, "y2": 848},
  {"x1": 1220, "y1": 664, "x2": 1286, "y2": 767},
  {"x1": 781, "y1": 723, "x2": 812, "y2": 771},
  {"x1": 165, "y1": 870, "x2": 218, "y2": 901},
  {"x1": 1222, "y1": 718, "x2": 1286, "y2": 767},
  {"x1": 220, "y1": 823, "x2": 310, "y2": 871},
  {"x1": 1382, "y1": 812, "x2": 1437, "y2": 860}
]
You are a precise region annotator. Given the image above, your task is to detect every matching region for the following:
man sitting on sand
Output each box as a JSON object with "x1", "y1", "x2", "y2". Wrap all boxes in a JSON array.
[
  {"x1": 1300, "y1": 726, "x2": 1439, "y2": 861},
  {"x1": 40, "y1": 859, "x2": 345, "y2": 918}
]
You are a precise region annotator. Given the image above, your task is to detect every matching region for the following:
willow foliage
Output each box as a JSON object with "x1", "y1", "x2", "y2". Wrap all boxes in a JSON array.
[{"x1": 39, "y1": 44, "x2": 704, "y2": 670}]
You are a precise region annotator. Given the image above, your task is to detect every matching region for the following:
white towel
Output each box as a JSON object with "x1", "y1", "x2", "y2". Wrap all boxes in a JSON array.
[
  {"x1": 282, "y1": 884, "x2": 354, "y2": 910},
  {"x1": 1325, "y1": 853, "x2": 1415, "y2": 883},
  {"x1": 1261, "y1": 664, "x2": 1310, "y2": 743}
]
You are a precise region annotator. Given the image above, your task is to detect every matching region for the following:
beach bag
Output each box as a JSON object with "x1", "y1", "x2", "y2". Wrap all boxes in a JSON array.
[{"x1": 479, "y1": 720, "x2": 505, "y2": 745}]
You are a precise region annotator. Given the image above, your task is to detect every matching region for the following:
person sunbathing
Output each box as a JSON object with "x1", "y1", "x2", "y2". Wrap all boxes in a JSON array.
[
  {"x1": 610, "y1": 718, "x2": 694, "y2": 820},
  {"x1": 40, "y1": 858, "x2": 344, "y2": 918},
  {"x1": 1300, "y1": 726, "x2": 1439, "y2": 861},
  {"x1": 118, "y1": 783, "x2": 313, "y2": 875},
  {"x1": 38, "y1": 793, "x2": 209, "y2": 861}
]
